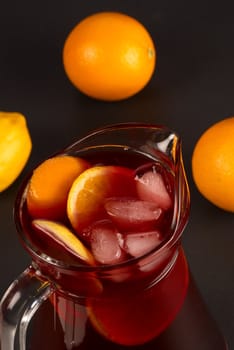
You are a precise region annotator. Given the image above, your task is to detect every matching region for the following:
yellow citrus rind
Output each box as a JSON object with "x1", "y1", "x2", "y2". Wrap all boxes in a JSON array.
[{"x1": 0, "y1": 111, "x2": 32, "y2": 192}]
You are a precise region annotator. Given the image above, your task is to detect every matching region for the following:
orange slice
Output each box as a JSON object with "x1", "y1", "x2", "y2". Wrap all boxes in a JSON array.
[
  {"x1": 67, "y1": 165, "x2": 137, "y2": 234},
  {"x1": 32, "y1": 219, "x2": 95, "y2": 265},
  {"x1": 26, "y1": 156, "x2": 90, "y2": 220}
]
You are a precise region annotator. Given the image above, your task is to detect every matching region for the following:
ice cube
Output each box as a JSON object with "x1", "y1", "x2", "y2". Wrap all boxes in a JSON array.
[
  {"x1": 121, "y1": 230, "x2": 162, "y2": 258},
  {"x1": 138, "y1": 247, "x2": 173, "y2": 274},
  {"x1": 105, "y1": 198, "x2": 162, "y2": 231},
  {"x1": 90, "y1": 220, "x2": 125, "y2": 265},
  {"x1": 135, "y1": 168, "x2": 172, "y2": 210}
]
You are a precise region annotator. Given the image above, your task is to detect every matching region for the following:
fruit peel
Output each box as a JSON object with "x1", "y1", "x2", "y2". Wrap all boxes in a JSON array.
[
  {"x1": 0, "y1": 111, "x2": 32, "y2": 192},
  {"x1": 32, "y1": 219, "x2": 95, "y2": 265}
]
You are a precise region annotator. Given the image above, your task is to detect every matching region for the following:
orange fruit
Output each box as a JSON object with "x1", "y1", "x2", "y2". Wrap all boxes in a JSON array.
[
  {"x1": 192, "y1": 117, "x2": 234, "y2": 212},
  {"x1": 62, "y1": 12, "x2": 156, "y2": 101},
  {"x1": 67, "y1": 165, "x2": 137, "y2": 234},
  {"x1": 26, "y1": 156, "x2": 90, "y2": 220},
  {"x1": 32, "y1": 219, "x2": 95, "y2": 265}
]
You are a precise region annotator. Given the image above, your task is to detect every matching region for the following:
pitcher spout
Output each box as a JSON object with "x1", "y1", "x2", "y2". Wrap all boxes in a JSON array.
[{"x1": 142, "y1": 126, "x2": 190, "y2": 243}]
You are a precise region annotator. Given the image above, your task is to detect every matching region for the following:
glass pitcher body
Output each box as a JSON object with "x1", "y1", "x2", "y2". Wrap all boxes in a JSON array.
[{"x1": 0, "y1": 123, "x2": 228, "y2": 349}]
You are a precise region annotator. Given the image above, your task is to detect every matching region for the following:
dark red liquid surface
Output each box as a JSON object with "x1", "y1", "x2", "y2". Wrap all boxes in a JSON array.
[
  {"x1": 18, "y1": 148, "x2": 227, "y2": 349},
  {"x1": 19, "y1": 147, "x2": 175, "y2": 266}
]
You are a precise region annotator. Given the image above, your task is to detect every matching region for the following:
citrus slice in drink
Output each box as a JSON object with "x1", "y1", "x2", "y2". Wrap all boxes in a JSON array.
[
  {"x1": 32, "y1": 219, "x2": 95, "y2": 265},
  {"x1": 26, "y1": 156, "x2": 90, "y2": 220},
  {"x1": 67, "y1": 165, "x2": 137, "y2": 235}
]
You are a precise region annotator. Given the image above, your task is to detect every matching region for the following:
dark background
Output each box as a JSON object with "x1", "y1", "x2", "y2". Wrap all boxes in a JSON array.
[{"x1": 0, "y1": 0, "x2": 234, "y2": 348}]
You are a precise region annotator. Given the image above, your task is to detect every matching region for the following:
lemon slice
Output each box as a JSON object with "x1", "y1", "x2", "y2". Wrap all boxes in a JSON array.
[
  {"x1": 32, "y1": 219, "x2": 95, "y2": 265},
  {"x1": 0, "y1": 111, "x2": 32, "y2": 191}
]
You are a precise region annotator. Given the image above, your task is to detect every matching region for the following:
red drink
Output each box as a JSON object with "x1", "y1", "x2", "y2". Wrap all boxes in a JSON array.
[
  {"x1": 1, "y1": 124, "x2": 228, "y2": 350},
  {"x1": 18, "y1": 148, "x2": 188, "y2": 347}
]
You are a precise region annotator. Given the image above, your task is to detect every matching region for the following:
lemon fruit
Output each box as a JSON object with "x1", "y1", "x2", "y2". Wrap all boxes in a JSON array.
[
  {"x1": 0, "y1": 111, "x2": 32, "y2": 192},
  {"x1": 192, "y1": 117, "x2": 234, "y2": 212}
]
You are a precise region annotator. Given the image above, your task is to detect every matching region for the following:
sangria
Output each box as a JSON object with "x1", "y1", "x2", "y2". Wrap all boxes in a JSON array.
[{"x1": 0, "y1": 123, "x2": 228, "y2": 350}]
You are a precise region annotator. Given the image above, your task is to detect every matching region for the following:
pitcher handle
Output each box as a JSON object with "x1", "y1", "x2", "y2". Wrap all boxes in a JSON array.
[{"x1": 0, "y1": 265, "x2": 53, "y2": 350}]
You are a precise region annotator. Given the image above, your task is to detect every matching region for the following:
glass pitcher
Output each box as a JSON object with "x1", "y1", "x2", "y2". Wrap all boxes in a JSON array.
[{"x1": 0, "y1": 123, "x2": 228, "y2": 350}]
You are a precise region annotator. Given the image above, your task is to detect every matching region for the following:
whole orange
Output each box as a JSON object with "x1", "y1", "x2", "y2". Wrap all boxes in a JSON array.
[
  {"x1": 192, "y1": 117, "x2": 234, "y2": 212},
  {"x1": 62, "y1": 12, "x2": 156, "y2": 101}
]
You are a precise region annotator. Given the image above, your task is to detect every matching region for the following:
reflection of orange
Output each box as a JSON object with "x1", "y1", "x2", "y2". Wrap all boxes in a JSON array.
[
  {"x1": 192, "y1": 117, "x2": 234, "y2": 212},
  {"x1": 67, "y1": 165, "x2": 137, "y2": 234},
  {"x1": 63, "y1": 12, "x2": 156, "y2": 101},
  {"x1": 87, "y1": 249, "x2": 189, "y2": 346},
  {"x1": 87, "y1": 306, "x2": 108, "y2": 339},
  {"x1": 26, "y1": 156, "x2": 90, "y2": 220}
]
